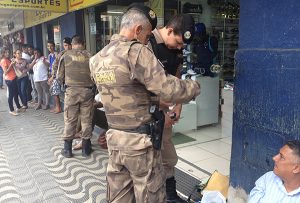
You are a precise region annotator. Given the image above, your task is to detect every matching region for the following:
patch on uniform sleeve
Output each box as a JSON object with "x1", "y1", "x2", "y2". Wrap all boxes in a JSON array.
[
  {"x1": 184, "y1": 31, "x2": 191, "y2": 40},
  {"x1": 95, "y1": 70, "x2": 116, "y2": 84}
]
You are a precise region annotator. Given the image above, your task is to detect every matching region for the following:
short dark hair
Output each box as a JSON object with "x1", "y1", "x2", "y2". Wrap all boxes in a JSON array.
[
  {"x1": 166, "y1": 15, "x2": 184, "y2": 36},
  {"x1": 21, "y1": 44, "x2": 28, "y2": 49},
  {"x1": 285, "y1": 140, "x2": 300, "y2": 158},
  {"x1": 71, "y1": 35, "x2": 84, "y2": 45},
  {"x1": 34, "y1": 48, "x2": 43, "y2": 56},
  {"x1": 63, "y1": 37, "x2": 72, "y2": 45},
  {"x1": 47, "y1": 40, "x2": 55, "y2": 46},
  {"x1": 166, "y1": 14, "x2": 195, "y2": 44},
  {"x1": 1, "y1": 47, "x2": 10, "y2": 58}
]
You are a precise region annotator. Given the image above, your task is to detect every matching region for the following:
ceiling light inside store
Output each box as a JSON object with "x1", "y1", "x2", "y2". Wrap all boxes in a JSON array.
[
  {"x1": 107, "y1": 5, "x2": 126, "y2": 15},
  {"x1": 107, "y1": 11, "x2": 124, "y2": 14}
]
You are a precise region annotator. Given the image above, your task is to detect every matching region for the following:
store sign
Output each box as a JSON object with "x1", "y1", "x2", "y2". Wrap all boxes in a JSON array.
[
  {"x1": 24, "y1": 11, "x2": 64, "y2": 28},
  {"x1": 0, "y1": 0, "x2": 67, "y2": 12},
  {"x1": 69, "y1": 0, "x2": 106, "y2": 12}
]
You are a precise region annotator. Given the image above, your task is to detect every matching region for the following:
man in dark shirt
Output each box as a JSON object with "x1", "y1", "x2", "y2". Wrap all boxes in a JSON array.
[{"x1": 149, "y1": 14, "x2": 196, "y2": 203}]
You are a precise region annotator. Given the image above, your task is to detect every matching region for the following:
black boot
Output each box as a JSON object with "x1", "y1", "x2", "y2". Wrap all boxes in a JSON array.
[
  {"x1": 61, "y1": 140, "x2": 73, "y2": 158},
  {"x1": 166, "y1": 177, "x2": 187, "y2": 203},
  {"x1": 82, "y1": 139, "x2": 92, "y2": 157}
]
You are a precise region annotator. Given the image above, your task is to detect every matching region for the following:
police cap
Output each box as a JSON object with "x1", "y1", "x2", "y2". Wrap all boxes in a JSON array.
[
  {"x1": 127, "y1": 4, "x2": 157, "y2": 30},
  {"x1": 182, "y1": 14, "x2": 195, "y2": 44},
  {"x1": 63, "y1": 37, "x2": 71, "y2": 45}
]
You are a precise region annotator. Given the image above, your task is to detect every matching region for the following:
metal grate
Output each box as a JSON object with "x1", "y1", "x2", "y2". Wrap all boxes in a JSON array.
[{"x1": 174, "y1": 167, "x2": 203, "y2": 202}]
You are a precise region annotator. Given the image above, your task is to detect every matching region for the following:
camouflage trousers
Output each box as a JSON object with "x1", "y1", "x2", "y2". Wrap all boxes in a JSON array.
[
  {"x1": 106, "y1": 129, "x2": 166, "y2": 203},
  {"x1": 161, "y1": 127, "x2": 178, "y2": 179},
  {"x1": 63, "y1": 87, "x2": 94, "y2": 140}
]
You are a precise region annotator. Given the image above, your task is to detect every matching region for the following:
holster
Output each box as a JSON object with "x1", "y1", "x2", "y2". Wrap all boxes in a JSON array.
[
  {"x1": 110, "y1": 104, "x2": 165, "y2": 150},
  {"x1": 149, "y1": 110, "x2": 165, "y2": 150}
]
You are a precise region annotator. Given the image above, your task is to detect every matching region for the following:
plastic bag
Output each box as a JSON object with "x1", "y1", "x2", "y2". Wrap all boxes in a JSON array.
[{"x1": 201, "y1": 191, "x2": 226, "y2": 203}]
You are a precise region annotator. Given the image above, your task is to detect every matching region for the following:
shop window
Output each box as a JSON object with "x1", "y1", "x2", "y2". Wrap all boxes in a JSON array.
[
  {"x1": 178, "y1": 0, "x2": 239, "y2": 82},
  {"x1": 53, "y1": 25, "x2": 61, "y2": 51}
]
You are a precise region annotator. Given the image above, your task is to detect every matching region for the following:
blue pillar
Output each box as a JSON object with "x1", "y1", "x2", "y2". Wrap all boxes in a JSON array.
[
  {"x1": 75, "y1": 10, "x2": 84, "y2": 37},
  {"x1": 60, "y1": 12, "x2": 76, "y2": 40},
  {"x1": 25, "y1": 27, "x2": 33, "y2": 45},
  {"x1": 32, "y1": 24, "x2": 43, "y2": 51},
  {"x1": 60, "y1": 10, "x2": 84, "y2": 44},
  {"x1": 230, "y1": 0, "x2": 300, "y2": 192}
]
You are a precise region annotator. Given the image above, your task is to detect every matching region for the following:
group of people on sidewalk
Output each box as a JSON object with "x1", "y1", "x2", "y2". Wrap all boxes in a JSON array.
[
  {"x1": 53, "y1": 4, "x2": 199, "y2": 202},
  {"x1": 88, "y1": 5, "x2": 200, "y2": 203},
  {"x1": 0, "y1": 39, "x2": 72, "y2": 115},
  {"x1": 58, "y1": 5, "x2": 300, "y2": 203}
]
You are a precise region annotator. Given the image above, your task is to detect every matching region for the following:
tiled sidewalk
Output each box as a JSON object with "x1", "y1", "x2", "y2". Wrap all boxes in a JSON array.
[
  {"x1": 0, "y1": 87, "x2": 233, "y2": 202},
  {"x1": 0, "y1": 88, "x2": 108, "y2": 203}
]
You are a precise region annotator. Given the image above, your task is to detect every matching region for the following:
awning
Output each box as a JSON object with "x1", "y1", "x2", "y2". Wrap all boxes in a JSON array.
[
  {"x1": 69, "y1": 0, "x2": 106, "y2": 12},
  {"x1": 0, "y1": 0, "x2": 108, "y2": 35}
]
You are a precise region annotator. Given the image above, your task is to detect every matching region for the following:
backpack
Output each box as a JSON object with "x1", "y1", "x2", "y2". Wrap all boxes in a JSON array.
[{"x1": 194, "y1": 35, "x2": 218, "y2": 76}]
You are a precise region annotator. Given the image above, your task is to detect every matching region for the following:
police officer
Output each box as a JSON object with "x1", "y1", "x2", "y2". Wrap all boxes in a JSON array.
[
  {"x1": 148, "y1": 14, "x2": 195, "y2": 203},
  {"x1": 57, "y1": 35, "x2": 94, "y2": 158},
  {"x1": 90, "y1": 4, "x2": 200, "y2": 203}
]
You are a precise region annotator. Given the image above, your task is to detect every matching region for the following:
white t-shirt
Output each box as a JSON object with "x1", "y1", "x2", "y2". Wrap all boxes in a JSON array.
[
  {"x1": 33, "y1": 57, "x2": 48, "y2": 82},
  {"x1": 22, "y1": 52, "x2": 31, "y2": 63}
]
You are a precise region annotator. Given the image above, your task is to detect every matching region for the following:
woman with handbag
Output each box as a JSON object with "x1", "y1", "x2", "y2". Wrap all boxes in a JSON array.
[
  {"x1": 0, "y1": 48, "x2": 24, "y2": 116},
  {"x1": 12, "y1": 49, "x2": 29, "y2": 109}
]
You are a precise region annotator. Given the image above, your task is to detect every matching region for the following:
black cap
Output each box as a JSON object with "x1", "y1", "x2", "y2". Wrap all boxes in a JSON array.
[
  {"x1": 63, "y1": 37, "x2": 71, "y2": 45},
  {"x1": 127, "y1": 4, "x2": 157, "y2": 30},
  {"x1": 182, "y1": 14, "x2": 195, "y2": 44}
]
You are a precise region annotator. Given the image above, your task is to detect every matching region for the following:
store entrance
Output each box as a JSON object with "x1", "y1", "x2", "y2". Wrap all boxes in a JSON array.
[
  {"x1": 46, "y1": 19, "x2": 61, "y2": 53},
  {"x1": 84, "y1": 5, "x2": 126, "y2": 54},
  {"x1": 167, "y1": 1, "x2": 238, "y2": 199}
]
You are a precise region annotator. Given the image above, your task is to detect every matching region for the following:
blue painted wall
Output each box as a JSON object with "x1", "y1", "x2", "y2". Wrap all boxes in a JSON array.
[
  {"x1": 60, "y1": 10, "x2": 84, "y2": 49},
  {"x1": 25, "y1": 27, "x2": 33, "y2": 46},
  {"x1": 75, "y1": 10, "x2": 84, "y2": 37},
  {"x1": 230, "y1": 0, "x2": 300, "y2": 192},
  {"x1": 60, "y1": 12, "x2": 77, "y2": 41},
  {"x1": 32, "y1": 24, "x2": 43, "y2": 51}
]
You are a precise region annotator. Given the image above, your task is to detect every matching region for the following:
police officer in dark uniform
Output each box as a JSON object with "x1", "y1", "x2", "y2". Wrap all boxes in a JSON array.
[{"x1": 149, "y1": 14, "x2": 196, "y2": 203}]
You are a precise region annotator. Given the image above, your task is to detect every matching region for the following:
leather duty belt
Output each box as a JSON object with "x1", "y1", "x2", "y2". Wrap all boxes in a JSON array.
[
  {"x1": 110, "y1": 123, "x2": 151, "y2": 135},
  {"x1": 65, "y1": 85, "x2": 93, "y2": 89}
]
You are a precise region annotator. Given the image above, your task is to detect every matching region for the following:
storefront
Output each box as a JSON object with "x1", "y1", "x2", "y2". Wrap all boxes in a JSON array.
[
  {"x1": 0, "y1": 10, "x2": 25, "y2": 52},
  {"x1": 23, "y1": 11, "x2": 64, "y2": 53},
  {"x1": 81, "y1": 0, "x2": 239, "y2": 80},
  {"x1": 0, "y1": 0, "x2": 68, "y2": 52},
  {"x1": 170, "y1": 0, "x2": 239, "y2": 82},
  {"x1": 1, "y1": 0, "x2": 239, "y2": 85},
  {"x1": 82, "y1": 0, "x2": 149, "y2": 54}
]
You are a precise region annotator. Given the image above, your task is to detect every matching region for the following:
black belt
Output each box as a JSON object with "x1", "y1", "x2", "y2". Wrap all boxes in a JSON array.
[
  {"x1": 65, "y1": 85, "x2": 93, "y2": 89},
  {"x1": 110, "y1": 123, "x2": 151, "y2": 135}
]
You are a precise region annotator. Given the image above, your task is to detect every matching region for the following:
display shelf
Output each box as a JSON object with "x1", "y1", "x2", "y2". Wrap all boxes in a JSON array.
[{"x1": 211, "y1": 16, "x2": 239, "y2": 81}]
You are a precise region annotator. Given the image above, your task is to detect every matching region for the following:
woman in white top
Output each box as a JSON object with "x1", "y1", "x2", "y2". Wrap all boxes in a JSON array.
[{"x1": 28, "y1": 48, "x2": 50, "y2": 110}]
